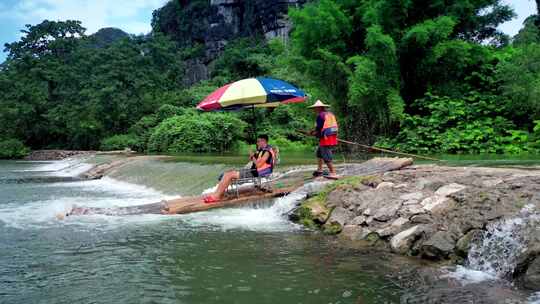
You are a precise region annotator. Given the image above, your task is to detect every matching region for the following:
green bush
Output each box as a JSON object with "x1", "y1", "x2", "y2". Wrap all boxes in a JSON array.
[
  {"x1": 100, "y1": 134, "x2": 140, "y2": 151},
  {"x1": 148, "y1": 112, "x2": 247, "y2": 153},
  {"x1": 156, "y1": 104, "x2": 186, "y2": 121},
  {"x1": 0, "y1": 139, "x2": 30, "y2": 159},
  {"x1": 378, "y1": 93, "x2": 532, "y2": 154}
]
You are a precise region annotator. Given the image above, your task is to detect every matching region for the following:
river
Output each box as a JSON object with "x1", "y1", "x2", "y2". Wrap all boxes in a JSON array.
[
  {"x1": 0, "y1": 157, "x2": 409, "y2": 304},
  {"x1": 1, "y1": 155, "x2": 540, "y2": 303}
]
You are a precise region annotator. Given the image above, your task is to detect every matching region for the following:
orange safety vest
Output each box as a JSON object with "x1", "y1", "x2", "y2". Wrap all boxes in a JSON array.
[
  {"x1": 321, "y1": 112, "x2": 338, "y2": 137},
  {"x1": 255, "y1": 145, "x2": 275, "y2": 177}
]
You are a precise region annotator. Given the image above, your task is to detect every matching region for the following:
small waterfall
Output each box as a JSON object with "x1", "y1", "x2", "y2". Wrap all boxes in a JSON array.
[{"x1": 467, "y1": 205, "x2": 540, "y2": 278}]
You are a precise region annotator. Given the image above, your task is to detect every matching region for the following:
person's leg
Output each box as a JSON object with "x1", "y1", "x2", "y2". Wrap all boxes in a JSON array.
[
  {"x1": 326, "y1": 161, "x2": 336, "y2": 175},
  {"x1": 314, "y1": 146, "x2": 324, "y2": 176},
  {"x1": 322, "y1": 146, "x2": 339, "y2": 178},
  {"x1": 213, "y1": 170, "x2": 240, "y2": 199}
]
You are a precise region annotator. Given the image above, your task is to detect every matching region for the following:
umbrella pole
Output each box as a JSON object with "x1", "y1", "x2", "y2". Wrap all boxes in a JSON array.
[{"x1": 251, "y1": 105, "x2": 256, "y2": 142}]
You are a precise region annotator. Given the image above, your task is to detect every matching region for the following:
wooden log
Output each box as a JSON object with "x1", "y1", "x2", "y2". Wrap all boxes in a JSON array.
[{"x1": 163, "y1": 185, "x2": 300, "y2": 214}]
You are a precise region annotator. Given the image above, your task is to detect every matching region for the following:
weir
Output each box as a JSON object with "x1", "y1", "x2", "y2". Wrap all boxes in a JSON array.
[{"x1": 64, "y1": 157, "x2": 413, "y2": 217}]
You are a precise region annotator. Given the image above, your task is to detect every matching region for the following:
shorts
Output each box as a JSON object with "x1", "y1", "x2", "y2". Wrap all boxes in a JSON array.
[
  {"x1": 316, "y1": 146, "x2": 334, "y2": 162},
  {"x1": 238, "y1": 168, "x2": 258, "y2": 179}
]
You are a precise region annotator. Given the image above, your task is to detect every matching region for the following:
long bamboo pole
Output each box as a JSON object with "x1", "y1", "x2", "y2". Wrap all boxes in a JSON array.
[{"x1": 297, "y1": 130, "x2": 441, "y2": 161}]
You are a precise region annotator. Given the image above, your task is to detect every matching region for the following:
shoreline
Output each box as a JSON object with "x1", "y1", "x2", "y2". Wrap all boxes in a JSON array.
[{"x1": 291, "y1": 163, "x2": 540, "y2": 291}]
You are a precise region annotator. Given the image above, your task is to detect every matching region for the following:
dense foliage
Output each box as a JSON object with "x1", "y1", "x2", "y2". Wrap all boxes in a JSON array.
[
  {"x1": 0, "y1": 139, "x2": 30, "y2": 159},
  {"x1": 1, "y1": 0, "x2": 540, "y2": 158},
  {"x1": 147, "y1": 112, "x2": 247, "y2": 153}
]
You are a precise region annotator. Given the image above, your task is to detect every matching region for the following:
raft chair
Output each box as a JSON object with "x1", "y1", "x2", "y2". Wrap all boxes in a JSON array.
[{"x1": 227, "y1": 147, "x2": 280, "y2": 198}]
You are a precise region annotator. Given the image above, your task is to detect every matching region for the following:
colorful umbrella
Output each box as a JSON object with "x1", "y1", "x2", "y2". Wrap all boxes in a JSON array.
[{"x1": 196, "y1": 77, "x2": 306, "y2": 111}]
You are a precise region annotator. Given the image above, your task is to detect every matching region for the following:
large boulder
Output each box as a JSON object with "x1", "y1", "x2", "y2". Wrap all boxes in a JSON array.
[
  {"x1": 390, "y1": 225, "x2": 429, "y2": 254},
  {"x1": 420, "y1": 231, "x2": 456, "y2": 260}
]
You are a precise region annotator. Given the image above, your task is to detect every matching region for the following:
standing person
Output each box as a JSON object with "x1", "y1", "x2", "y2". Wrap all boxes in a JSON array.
[{"x1": 309, "y1": 100, "x2": 340, "y2": 179}]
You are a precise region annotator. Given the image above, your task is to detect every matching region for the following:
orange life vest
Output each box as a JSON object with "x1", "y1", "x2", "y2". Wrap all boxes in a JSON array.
[
  {"x1": 255, "y1": 145, "x2": 275, "y2": 177},
  {"x1": 321, "y1": 112, "x2": 338, "y2": 137}
]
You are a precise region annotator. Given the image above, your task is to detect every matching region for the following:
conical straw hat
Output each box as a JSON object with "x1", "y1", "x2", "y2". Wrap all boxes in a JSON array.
[{"x1": 307, "y1": 100, "x2": 331, "y2": 108}]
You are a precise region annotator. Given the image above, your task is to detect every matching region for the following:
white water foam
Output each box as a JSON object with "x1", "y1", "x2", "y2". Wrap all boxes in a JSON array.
[
  {"x1": 443, "y1": 205, "x2": 540, "y2": 285},
  {"x1": 185, "y1": 181, "x2": 328, "y2": 232},
  {"x1": 441, "y1": 265, "x2": 497, "y2": 284},
  {"x1": 529, "y1": 292, "x2": 540, "y2": 304},
  {"x1": 15, "y1": 157, "x2": 94, "y2": 177},
  {"x1": 0, "y1": 177, "x2": 177, "y2": 230}
]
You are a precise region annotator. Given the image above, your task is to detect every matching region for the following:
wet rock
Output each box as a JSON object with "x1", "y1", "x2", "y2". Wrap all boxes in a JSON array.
[
  {"x1": 292, "y1": 197, "x2": 330, "y2": 228},
  {"x1": 420, "y1": 231, "x2": 456, "y2": 260},
  {"x1": 455, "y1": 229, "x2": 483, "y2": 257},
  {"x1": 390, "y1": 225, "x2": 428, "y2": 254},
  {"x1": 524, "y1": 257, "x2": 540, "y2": 290}
]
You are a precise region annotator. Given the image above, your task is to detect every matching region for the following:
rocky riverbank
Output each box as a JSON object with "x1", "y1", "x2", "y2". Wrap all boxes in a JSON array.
[
  {"x1": 24, "y1": 149, "x2": 136, "y2": 161},
  {"x1": 24, "y1": 150, "x2": 96, "y2": 160},
  {"x1": 291, "y1": 163, "x2": 540, "y2": 290}
]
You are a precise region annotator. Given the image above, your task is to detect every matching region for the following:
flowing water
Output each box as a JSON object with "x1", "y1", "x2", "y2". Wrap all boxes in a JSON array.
[{"x1": 0, "y1": 157, "x2": 410, "y2": 304}]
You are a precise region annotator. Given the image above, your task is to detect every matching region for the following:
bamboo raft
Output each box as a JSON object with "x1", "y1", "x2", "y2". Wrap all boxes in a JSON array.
[{"x1": 63, "y1": 157, "x2": 413, "y2": 218}]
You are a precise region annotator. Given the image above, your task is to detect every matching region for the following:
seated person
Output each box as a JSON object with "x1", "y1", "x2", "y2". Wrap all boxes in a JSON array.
[{"x1": 203, "y1": 134, "x2": 276, "y2": 204}]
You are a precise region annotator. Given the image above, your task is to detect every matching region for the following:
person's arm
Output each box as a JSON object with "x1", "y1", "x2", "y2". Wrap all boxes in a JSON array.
[
  {"x1": 254, "y1": 151, "x2": 270, "y2": 168},
  {"x1": 314, "y1": 112, "x2": 324, "y2": 138}
]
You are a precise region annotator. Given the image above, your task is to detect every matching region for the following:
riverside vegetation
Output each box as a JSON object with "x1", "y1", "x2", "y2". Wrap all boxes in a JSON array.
[{"x1": 1, "y1": 0, "x2": 540, "y2": 158}]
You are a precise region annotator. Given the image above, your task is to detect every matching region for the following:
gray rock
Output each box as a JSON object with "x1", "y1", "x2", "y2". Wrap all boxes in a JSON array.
[
  {"x1": 350, "y1": 215, "x2": 367, "y2": 225},
  {"x1": 376, "y1": 182, "x2": 395, "y2": 189},
  {"x1": 327, "y1": 207, "x2": 355, "y2": 226},
  {"x1": 376, "y1": 217, "x2": 410, "y2": 237},
  {"x1": 363, "y1": 208, "x2": 372, "y2": 216},
  {"x1": 524, "y1": 257, "x2": 540, "y2": 290},
  {"x1": 373, "y1": 202, "x2": 402, "y2": 222},
  {"x1": 420, "y1": 231, "x2": 456, "y2": 259},
  {"x1": 421, "y1": 196, "x2": 455, "y2": 214},
  {"x1": 340, "y1": 225, "x2": 372, "y2": 241},
  {"x1": 390, "y1": 225, "x2": 427, "y2": 254},
  {"x1": 435, "y1": 183, "x2": 467, "y2": 196},
  {"x1": 410, "y1": 214, "x2": 433, "y2": 224},
  {"x1": 400, "y1": 204, "x2": 425, "y2": 217},
  {"x1": 403, "y1": 199, "x2": 421, "y2": 205},
  {"x1": 400, "y1": 192, "x2": 424, "y2": 201},
  {"x1": 416, "y1": 178, "x2": 445, "y2": 191},
  {"x1": 482, "y1": 179, "x2": 503, "y2": 187}
]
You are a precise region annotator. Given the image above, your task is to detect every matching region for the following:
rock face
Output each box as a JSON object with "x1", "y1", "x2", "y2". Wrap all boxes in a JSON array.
[
  {"x1": 153, "y1": 0, "x2": 308, "y2": 84},
  {"x1": 291, "y1": 163, "x2": 540, "y2": 285}
]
